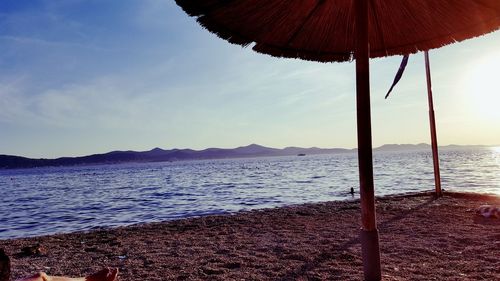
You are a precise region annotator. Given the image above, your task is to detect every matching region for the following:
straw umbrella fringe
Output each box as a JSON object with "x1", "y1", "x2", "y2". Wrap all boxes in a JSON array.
[
  {"x1": 176, "y1": 0, "x2": 500, "y2": 62},
  {"x1": 385, "y1": 55, "x2": 409, "y2": 99}
]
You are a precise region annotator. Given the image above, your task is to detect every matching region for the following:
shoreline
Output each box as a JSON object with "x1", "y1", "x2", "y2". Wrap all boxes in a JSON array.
[
  {"x1": 1, "y1": 192, "x2": 499, "y2": 280},
  {"x1": 2, "y1": 190, "x2": 498, "y2": 241}
]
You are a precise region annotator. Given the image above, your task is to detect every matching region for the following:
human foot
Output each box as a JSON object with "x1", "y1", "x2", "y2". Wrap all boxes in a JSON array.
[{"x1": 85, "y1": 268, "x2": 118, "y2": 281}]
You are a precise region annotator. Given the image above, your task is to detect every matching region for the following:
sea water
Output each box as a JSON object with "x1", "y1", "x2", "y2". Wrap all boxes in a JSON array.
[{"x1": 0, "y1": 148, "x2": 499, "y2": 239}]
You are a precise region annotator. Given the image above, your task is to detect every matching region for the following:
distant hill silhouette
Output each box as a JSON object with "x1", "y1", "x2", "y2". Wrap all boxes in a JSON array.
[
  {"x1": 0, "y1": 144, "x2": 351, "y2": 169},
  {"x1": 0, "y1": 143, "x2": 490, "y2": 169}
]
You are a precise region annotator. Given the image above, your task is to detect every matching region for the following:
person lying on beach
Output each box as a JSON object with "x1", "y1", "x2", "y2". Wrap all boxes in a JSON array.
[
  {"x1": 1, "y1": 249, "x2": 117, "y2": 281},
  {"x1": 14, "y1": 268, "x2": 118, "y2": 281}
]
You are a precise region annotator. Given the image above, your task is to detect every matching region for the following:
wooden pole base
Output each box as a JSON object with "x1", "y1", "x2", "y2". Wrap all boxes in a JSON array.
[{"x1": 360, "y1": 229, "x2": 382, "y2": 281}]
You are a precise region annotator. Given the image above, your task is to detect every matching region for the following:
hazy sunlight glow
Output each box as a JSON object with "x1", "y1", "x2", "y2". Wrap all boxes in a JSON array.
[{"x1": 464, "y1": 53, "x2": 500, "y2": 119}]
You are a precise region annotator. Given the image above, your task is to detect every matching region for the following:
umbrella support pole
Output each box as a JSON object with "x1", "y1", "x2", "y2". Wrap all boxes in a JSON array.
[
  {"x1": 355, "y1": 0, "x2": 381, "y2": 280},
  {"x1": 360, "y1": 230, "x2": 381, "y2": 279},
  {"x1": 424, "y1": 51, "x2": 442, "y2": 197}
]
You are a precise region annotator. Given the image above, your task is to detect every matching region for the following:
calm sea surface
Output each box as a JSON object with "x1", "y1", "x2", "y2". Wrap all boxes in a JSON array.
[{"x1": 1, "y1": 148, "x2": 499, "y2": 239}]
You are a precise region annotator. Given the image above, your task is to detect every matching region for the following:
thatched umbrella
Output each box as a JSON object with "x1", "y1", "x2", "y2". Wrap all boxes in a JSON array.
[{"x1": 174, "y1": 0, "x2": 500, "y2": 280}]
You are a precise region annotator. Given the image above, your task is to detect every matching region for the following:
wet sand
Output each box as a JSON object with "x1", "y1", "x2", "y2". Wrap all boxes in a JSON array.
[{"x1": 1, "y1": 192, "x2": 499, "y2": 280}]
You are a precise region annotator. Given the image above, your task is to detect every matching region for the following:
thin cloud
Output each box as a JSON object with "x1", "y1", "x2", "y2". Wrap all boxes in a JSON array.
[{"x1": 0, "y1": 35, "x2": 107, "y2": 51}]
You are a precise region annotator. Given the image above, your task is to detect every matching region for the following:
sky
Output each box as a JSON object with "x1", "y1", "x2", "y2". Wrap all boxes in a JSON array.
[{"x1": 1, "y1": 0, "x2": 499, "y2": 158}]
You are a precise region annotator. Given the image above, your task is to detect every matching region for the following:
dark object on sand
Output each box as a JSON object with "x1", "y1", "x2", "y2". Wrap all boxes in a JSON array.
[
  {"x1": 19, "y1": 244, "x2": 45, "y2": 257},
  {"x1": 476, "y1": 205, "x2": 499, "y2": 219},
  {"x1": 0, "y1": 249, "x2": 10, "y2": 281}
]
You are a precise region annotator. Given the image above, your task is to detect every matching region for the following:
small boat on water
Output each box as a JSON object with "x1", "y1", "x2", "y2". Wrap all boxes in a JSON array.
[{"x1": 297, "y1": 153, "x2": 306, "y2": 156}]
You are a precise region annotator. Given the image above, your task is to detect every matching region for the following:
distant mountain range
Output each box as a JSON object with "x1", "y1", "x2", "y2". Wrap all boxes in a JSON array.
[{"x1": 0, "y1": 143, "x2": 491, "y2": 169}]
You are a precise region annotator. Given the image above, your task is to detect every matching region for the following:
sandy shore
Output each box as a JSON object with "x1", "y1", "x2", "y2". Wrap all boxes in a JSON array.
[{"x1": 1, "y1": 192, "x2": 499, "y2": 280}]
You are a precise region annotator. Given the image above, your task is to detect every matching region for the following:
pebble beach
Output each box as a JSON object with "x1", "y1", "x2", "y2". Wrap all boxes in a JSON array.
[{"x1": 1, "y1": 192, "x2": 499, "y2": 280}]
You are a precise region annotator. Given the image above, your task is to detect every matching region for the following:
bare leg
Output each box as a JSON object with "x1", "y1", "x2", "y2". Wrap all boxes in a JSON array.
[
  {"x1": 15, "y1": 272, "x2": 57, "y2": 281},
  {"x1": 15, "y1": 268, "x2": 118, "y2": 281}
]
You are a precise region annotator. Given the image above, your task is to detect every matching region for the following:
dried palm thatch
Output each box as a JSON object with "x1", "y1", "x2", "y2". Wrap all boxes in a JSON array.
[{"x1": 175, "y1": 0, "x2": 500, "y2": 62}]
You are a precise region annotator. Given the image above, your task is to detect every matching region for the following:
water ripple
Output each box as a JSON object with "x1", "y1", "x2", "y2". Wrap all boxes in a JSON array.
[{"x1": 1, "y1": 148, "x2": 499, "y2": 239}]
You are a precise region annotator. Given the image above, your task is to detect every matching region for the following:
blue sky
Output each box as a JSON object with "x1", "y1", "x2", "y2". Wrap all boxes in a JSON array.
[{"x1": 1, "y1": 0, "x2": 499, "y2": 158}]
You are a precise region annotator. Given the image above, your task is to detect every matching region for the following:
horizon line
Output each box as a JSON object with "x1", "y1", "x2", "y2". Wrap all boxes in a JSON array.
[{"x1": 3, "y1": 142, "x2": 498, "y2": 160}]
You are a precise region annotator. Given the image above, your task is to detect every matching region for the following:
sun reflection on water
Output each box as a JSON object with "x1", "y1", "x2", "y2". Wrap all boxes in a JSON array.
[
  {"x1": 492, "y1": 147, "x2": 500, "y2": 166},
  {"x1": 489, "y1": 147, "x2": 500, "y2": 195}
]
